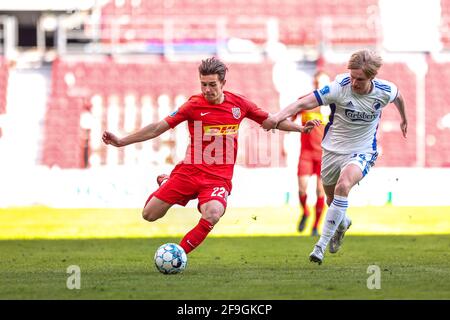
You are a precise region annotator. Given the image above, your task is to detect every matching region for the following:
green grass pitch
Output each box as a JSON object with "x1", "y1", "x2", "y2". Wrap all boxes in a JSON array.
[
  {"x1": 1, "y1": 236, "x2": 450, "y2": 299},
  {"x1": 0, "y1": 207, "x2": 449, "y2": 299}
]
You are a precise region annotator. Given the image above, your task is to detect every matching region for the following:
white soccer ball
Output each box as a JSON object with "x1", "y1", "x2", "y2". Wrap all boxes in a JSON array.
[{"x1": 154, "y1": 243, "x2": 187, "y2": 274}]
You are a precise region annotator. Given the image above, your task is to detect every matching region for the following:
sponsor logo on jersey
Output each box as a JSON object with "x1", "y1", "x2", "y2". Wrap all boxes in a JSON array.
[
  {"x1": 319, "y1": 85, "x2": 330, "y2": 95},
  {"x1": 345, "y1": 109, "x2": 378, "y2": 122},
  {"x1": 203, "y1": 124, "x2": 239, "y2": 135},
  {"x1": 169, "y1": 109, "x2": 178, "y2": 117},
  {"x1": 231, "y1": 107, "x2": 241, "y2": 119}
]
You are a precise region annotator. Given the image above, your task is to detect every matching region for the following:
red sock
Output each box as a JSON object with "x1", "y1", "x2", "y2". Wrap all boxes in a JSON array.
[
  {"x1": 179, "y1": 218, "x2": 214, "y2": 254},
  {"x1": 299, "y1": 193, "x2": 309, "y2": 217},
  {"x1": 313, "y1": 196, "x2": 325, "y2": 228}
]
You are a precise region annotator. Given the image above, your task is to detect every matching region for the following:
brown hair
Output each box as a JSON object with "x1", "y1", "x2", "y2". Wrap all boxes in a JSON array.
[
  {"x1": 198, "y1": 57, "x2": 228, "y2": 82},
  {"x1": 347, "y1": 50, "x2": 382, "y2": 79}
]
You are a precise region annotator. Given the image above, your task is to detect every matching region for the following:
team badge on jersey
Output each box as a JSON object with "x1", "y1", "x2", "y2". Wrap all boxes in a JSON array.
[
  {"x1": 372, "y1": 100, "x2": 382, "y2": 110},
  {"x1": 231, "y1": 107, "x2": 241, "y2": 119},
  {"x1": 319, "y1": 85, "x2": 330, "y2": 95}
]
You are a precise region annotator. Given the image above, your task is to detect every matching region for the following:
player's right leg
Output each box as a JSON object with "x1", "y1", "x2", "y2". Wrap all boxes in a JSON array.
[
  {"x1": 142, "y1": 196, "x2": 173, "y2": 222},
  {"x1": 328, "y1": 153, "x2": 376, "y2": 254},
  {"x1": 142, "y1": 171, "x2": 195, "y2": 222},
  {"x1": 309, "y1": 182, "x2": 339, "y2": 264},
  {"x1": 317, "y1": 163, "x2": 362, "y2": 258},
  {"x1": 179, "y1": 177, "x2": 230, "y2": 254},
  {"x1": 310, "y1": 150, "x2": 342, "y2": 264}
]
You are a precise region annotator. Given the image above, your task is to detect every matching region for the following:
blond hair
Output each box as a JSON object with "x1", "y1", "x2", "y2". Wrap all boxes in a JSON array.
[{"x1": 347, "y1": 50, "x2": 382, "y2": 79}]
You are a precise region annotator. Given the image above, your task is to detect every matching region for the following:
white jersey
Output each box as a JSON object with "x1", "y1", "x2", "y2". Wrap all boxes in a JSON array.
[{"x1": 314, "y1": 73, "x2": 398, "y2": 154}]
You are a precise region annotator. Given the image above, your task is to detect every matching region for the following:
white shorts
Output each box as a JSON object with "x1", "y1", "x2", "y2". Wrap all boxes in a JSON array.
[{"x1": 321, "y1": 149, "x2": 378, "y2": 186}]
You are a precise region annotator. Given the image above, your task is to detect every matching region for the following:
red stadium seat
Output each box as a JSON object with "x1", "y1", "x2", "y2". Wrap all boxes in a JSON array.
[
  {"x1": 97, "y1": 0, "x2": 379, "y2": 46},
  {"x1": 425, "y1": 58, "x2": 450, "y2": 167}
]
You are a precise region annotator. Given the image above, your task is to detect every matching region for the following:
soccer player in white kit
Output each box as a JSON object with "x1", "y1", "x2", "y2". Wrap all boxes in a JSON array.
[{"x1": 264, "y1": 50, "x2": 408, "y2": 264}]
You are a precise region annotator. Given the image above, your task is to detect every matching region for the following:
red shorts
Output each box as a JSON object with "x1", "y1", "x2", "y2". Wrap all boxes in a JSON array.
[
  {"x1": 297, "y1": 155, "x2": 322, "y2": 177},
  {"x1": 146, "y1": 166, "x2": 232, "y2": 212}
]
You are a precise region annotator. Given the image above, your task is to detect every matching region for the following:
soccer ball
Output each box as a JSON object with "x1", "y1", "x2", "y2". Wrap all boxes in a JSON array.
[{"x1": 154, "y1": 243, "x2": 187, "y2": 274}]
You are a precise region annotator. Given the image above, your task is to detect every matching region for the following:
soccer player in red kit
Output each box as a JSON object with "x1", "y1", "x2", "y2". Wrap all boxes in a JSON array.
[
  {"x1": 102, "y1": 57, "x2": 321, "y2": 255},
  {"x1": 294, "y1": 71, "x2": 330, "y2": 236}
]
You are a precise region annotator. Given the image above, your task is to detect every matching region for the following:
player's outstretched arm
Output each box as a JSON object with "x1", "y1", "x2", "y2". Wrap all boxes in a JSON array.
[
  {"x1": 102, "y1": 120, "x2": 171, "y2": 147},
  {"x1": 275, "y1": 119, "x2": 321, "y2": 133},
  {"x1": 261, "y1": 93, "x2": 319, "y2": 130},
  {"x1": 393, "y1": 91, "x2": 408, "y2": 138}
]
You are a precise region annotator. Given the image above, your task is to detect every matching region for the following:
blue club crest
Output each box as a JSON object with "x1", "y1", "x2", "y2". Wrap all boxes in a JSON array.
[
  {"x1": 319, "y1": 85, "x2": 330, "y2": 95},
  {"x1": 372, "y1": 100, "x2": 382, "y2": 110}
]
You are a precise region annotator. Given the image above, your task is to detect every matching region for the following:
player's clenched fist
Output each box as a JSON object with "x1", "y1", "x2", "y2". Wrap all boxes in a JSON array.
[
  {"x1": 102, "y1": 131, "x2": 122, "y2": 147},
  {"x1": 261, "y1": 114, "x2": 278, "y2": 130},
  {"x1": 302, "y1": 119, "x2": 322, "y2": 134}
]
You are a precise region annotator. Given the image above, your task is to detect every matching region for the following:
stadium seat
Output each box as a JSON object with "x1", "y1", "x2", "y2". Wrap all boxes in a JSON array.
[
  {"x1": 97, "y1": 0, "x2": 379, "y2": 46},
  {"x1": 425, "y1": 58, "x2": 450, "y2": 167}
]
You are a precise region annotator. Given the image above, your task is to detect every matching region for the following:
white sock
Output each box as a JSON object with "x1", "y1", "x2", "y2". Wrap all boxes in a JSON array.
[{"x1": 317, "y1": 195, "x2": 348, "y2": 250}]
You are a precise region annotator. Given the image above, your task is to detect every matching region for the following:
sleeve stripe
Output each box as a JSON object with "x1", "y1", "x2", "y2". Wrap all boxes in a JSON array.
[
  {"x1": 374, "y1": 84, "x2": 391, "y2": 93},
  {"x1": 313, "y1": 90, "x2": 323, "y2": 106},
  {"x1": 392, "y1": 88, "x2": 399, "y2": 102},
  {"x1": 339, "y1": 77, "x2": 351, "y2": 87}
]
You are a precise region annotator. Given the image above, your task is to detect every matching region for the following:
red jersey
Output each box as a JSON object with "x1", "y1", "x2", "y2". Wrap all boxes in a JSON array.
[
  {"x1": 164, "y1": 91, "x2": 269, "y2": 180},
  {"x1": 298, "y1": 106, "x2": 325, "y2": 159}
]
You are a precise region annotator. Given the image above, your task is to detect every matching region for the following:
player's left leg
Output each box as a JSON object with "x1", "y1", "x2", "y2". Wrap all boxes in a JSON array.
[
  {"x1": 312, "y1": 164, "x2": 362, "y2": 263},
  {"x1": 179, "y1": 200, "x2": 225, "y2": 254},
  {"x1": 179, "y1": 178, "x2": 230, "y2": 254},
  {"x1": 309, "y1": 182, "x2": 334, "y2": 264},
  {"x1": 329, "y1": 152, "x2": 377, "y2": 254}
]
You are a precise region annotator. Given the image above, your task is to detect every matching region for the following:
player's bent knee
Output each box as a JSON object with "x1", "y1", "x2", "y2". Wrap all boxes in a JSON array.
[
  {"x1": 141, "y1": 209, "x2": 153, "y2": 222},
  {"x1": 142, "y1": 197, "x2": 172, "y2": 222},
  {"x1": 335, "y1": 180, "x2": 352, "y2": 196},
  {"x1": 203, "y1": 212, "x2": 221, "y2": 225},
  {"x1": 202, "y1": 207, "x2": 224, "y2": 225},
  {"x1": 142, "y1": 207, "x2": 162, "y2": 222}
]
